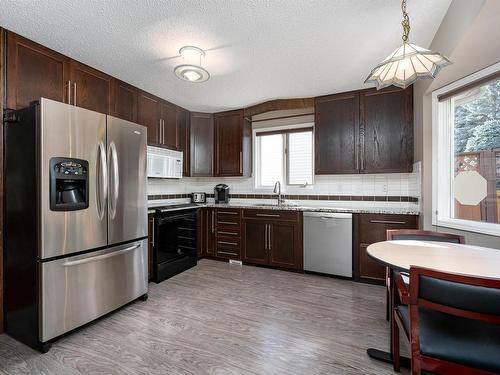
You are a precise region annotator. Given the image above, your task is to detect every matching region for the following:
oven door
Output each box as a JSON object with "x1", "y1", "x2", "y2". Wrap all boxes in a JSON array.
[{"x1": 155, "y1": 211, "x2": 197, "y2": 265}]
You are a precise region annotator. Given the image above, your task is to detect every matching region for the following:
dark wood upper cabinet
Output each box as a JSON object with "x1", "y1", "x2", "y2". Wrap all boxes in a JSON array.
[
  {"x1": 160, "y1": 101, "x2": 178, "y2": 149},
  {"x1": 315, "y1": 92, "x2": 360, "y2": 174},
  {"x1": 176, "y1": 107, "x2": 190, "y2": 176},
  {"x1": 138, "y1": 91, "x2": 160, "y2": 145},
  {"x1": 314, "y1": 86, "x2": 413, "y2": 174},
  {"x1": 112, "y1": 80, "x2": 138, "y2": 122},
  {"x1": 69, "y1": 60, "x2": 112, "y2": 114},
  {"x1": 190, "y1": 112, "x2": 214, "y2": 177},
  {"x1": 6, "y1": 31, "x2": 70, "y2": 110},
  {"x1": 360, "y1": 86, "x2": 413, "y2": 173},
  {"x1": 214, "y1": 109, "x2": 251, "y2": 177}
]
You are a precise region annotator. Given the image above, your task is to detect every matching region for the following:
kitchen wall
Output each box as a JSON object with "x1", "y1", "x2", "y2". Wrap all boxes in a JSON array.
[
  {"x1": 413, "y1": 0, "x2": 500, "y2": 247},
  {"x1": 148, "y1": 162, "x2": 421, "y2": 206}
]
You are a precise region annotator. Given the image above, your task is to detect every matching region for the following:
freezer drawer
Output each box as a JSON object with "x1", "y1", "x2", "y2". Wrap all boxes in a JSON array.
[{"x1": 40, "y1": 239, "x2": 148, "y2": 342}]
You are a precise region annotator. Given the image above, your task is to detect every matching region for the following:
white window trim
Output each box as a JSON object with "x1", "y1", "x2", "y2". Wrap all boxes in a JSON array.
[
  {"x1": 253, "y1": 123, "x2": 315, "y2": 191},
  {"x1": 432, "y1": 61, "x2": 500, "y2": 237}
]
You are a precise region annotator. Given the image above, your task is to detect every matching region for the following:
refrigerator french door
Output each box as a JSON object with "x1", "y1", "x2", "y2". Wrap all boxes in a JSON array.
[{"x1": 3, "y1": 98, "x2": 148, "y2": 352}]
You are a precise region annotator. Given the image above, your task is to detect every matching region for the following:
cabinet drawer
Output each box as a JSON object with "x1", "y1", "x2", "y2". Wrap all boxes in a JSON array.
[
  {"x1": 358, "y1": 214, "x2": 418, "y2": 244},
  {"x1": 217, "y1": 208, "x2": 241, "y2": 218},
  {"x1": 216, "y1": 228, "x2": 241, "y2": 237},
  {"x1": 243, "y1": 209, "x2": 299, "y2": 222},
  {"x1": 216, "y1": 237, "x2": 240, "y2": 248},
  {"x1": 216, "y1": 209, "x2": 241, "y2": 227}
]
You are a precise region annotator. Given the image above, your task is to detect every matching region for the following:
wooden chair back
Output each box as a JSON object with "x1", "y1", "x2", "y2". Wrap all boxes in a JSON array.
[{"x1": 386, "y1": 229, "x2": 465, "y2": 244}]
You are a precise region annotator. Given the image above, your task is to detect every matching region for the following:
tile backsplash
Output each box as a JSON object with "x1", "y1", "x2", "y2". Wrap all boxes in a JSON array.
[{"x1": 148, "y1": 162, "x2": 421, "y2": 206}]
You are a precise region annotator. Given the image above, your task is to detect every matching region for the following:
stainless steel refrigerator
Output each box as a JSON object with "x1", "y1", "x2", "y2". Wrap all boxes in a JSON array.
[{"x1": 3, "y1": 98, "x2": 148, "y2": 352}]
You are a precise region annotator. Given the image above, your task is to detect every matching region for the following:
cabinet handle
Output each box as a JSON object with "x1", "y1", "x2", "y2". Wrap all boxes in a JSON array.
[
  {"x1": 369, "y1": 220, "x2": 407, "y2": 225},
  {"x1": 158, "y1": 119, "x2": 162, "y2": 144},
  {"x1": 162, "y1": 119, "x2": 165, "y2": 144},
  {"x1": 211, "y1": 211, "x2": 215, "y2": 233},
  {"x1": 73, "y1": 82, "x2": 77, "y2": 106},
  {"x1": 268, "y1": 224, "x2": 272, "y2": 250},
  {"x1": 218, "y1": 240, "x2": 238, "y2": 246},
  {"x1": 67, "y1": 80, "x2": 72, "y2": 104},
  {"x1": 256, "y1": 213, "x2": 280, "y2": 218},
  {"x1": 264, "y1": 224, "x2": 268, "y2": 250},
  {"x1": 217, "y1": 250, "x2": 238, "y2": 256},
  {"x1": 218, "y1": 231, "x2": 238, "y2": 236},
  {"x1": 239, "y1": 151, "x2": 243, "y2": 174},
  {"x1": 218, "y1": 221, "x2": 238, "y2": 225},
  {"x1": 218, "y1": 211, "x2": 238, "y2": 215}
]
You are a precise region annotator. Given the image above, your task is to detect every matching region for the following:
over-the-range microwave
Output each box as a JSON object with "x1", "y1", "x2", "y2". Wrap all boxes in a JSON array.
[{"x1": 147, "y1": 146, "x2": 183, "y2": 179}]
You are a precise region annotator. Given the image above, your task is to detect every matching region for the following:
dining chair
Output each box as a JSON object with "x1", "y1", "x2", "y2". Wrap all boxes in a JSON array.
[
  {"x1": 392, "y1": 266, "x2": 500, "y2": 374},
  {"x1": 385, "y1": 230, "x2": 465, "y2": 321}
]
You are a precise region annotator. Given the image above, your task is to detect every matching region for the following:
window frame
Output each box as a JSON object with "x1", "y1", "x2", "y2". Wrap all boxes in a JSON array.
[
  {"x1": 253, "y1": 123, "x2": 315, "y2": 190},
  {"x1": 432, "y1": 61, "x2": 500, "y2": 237}
]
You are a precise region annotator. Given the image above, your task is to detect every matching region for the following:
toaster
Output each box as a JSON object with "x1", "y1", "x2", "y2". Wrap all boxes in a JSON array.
[{"x1": 191, "y1": 192, "x2": 206, "y2": 203}]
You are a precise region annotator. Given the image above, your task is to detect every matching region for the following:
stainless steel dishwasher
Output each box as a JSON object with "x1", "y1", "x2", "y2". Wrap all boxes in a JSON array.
[{"x1": 303, "y1": 212, "x2": 353, "y2": 277}]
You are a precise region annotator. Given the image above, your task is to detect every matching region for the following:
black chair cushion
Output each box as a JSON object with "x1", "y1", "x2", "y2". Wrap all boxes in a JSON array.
[{"x1": 397, "y1": 306, "x2": 500, "y2": 373}]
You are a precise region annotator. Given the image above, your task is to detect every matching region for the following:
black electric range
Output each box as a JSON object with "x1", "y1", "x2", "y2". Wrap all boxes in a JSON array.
[{"x1": 152, "y1": 203, "x2": 202, "y2": 283}]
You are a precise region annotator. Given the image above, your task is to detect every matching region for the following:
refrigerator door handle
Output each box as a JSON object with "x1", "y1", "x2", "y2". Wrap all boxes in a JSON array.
[
  {"x1": 109, "y1": 141, "x2": 120, "y2": 219},
  {"x1": 96, "y1": 141, "x2": 108, "y2": 220},
  {"x1": 62, "y1": 243, "x2": 141, "y2": 267}
]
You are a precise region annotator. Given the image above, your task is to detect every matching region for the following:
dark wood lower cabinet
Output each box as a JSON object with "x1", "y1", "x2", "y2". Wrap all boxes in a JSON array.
[
  {"x1": 242, "y1": 220, "x2": 268, "y2": 265},
  {"x1": 353, "y1": 213, "x2": 419, "y2": 284},
  {"x1": 242, "y1": 210, "x2": 302, "y2": 271},
  {"x1": 268, "y1": 222, "x2": 299, "y2": 269},
  {"x1": 199, "y1": 208, "x2": 216, "y2": 257}
]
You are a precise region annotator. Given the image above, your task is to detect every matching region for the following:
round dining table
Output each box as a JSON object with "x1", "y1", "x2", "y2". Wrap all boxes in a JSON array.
[{"x1": 365, "y1": 240, "x2": 500, "y2": 367}]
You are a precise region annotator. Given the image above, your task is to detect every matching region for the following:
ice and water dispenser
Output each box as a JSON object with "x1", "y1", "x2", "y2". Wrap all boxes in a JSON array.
[{"x1": 49, "y1": 157, "x2": 89, "y2": 211}]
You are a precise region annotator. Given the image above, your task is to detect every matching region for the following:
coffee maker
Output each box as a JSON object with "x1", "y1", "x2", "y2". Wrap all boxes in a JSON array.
[{"x1": 214, "y1": 184, "x2": 229, "y2": 203}]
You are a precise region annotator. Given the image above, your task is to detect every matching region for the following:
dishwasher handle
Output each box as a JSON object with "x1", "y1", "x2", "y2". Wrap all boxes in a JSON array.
[{"x1": 303, "y1": 212, "x2": 352, "y2": 219}]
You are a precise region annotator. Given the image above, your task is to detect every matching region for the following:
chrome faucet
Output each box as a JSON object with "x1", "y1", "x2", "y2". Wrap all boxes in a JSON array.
[{"x1": 273, "y1": 181, "x2": 283, "y2": 205}]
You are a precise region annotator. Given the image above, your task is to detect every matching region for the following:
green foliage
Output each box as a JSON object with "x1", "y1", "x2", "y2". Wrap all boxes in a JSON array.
[{"x1": 454, "y1": 79, "x2": 500, "y2": 153}]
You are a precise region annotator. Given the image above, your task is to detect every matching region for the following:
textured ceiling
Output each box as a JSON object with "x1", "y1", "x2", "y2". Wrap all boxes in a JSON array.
[{"x1": 0, "y1": 0, "x2": 451, "y2": 112}]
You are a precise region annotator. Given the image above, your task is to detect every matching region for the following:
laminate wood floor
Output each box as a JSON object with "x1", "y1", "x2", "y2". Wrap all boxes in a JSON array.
[{"x1": 0, "y1": 259, "x2": 407, "y2": 375}]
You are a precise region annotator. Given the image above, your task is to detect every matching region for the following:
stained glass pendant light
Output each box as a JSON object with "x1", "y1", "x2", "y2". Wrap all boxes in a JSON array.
[{"x1": 364, "y1": 0, "x2": 451, "y2": 90}]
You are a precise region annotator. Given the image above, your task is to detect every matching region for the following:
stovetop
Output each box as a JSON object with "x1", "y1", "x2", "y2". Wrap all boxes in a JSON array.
[{"x1": 153, "y1": 203, "x2": 202, "y2": 213}]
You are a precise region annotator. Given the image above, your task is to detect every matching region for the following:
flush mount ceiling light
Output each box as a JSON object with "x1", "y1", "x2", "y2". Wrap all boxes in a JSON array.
[
  {"x1": 365, "y1": 0, "x2": 451, "y2": 90},
  {"x1": 174, "y1": 46, "x2": 210, "y2": 83}
]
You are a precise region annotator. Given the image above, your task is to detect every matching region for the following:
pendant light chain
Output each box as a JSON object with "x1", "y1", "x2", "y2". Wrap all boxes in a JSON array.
[{"x1": 401, "y1": 0, "x2": 410, "y2": 42}]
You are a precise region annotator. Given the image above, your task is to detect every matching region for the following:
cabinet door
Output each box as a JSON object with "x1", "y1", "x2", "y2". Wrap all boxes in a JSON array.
[
  {"x1": 6, "y1": 31, "x2": 70, "y2": 109},
  {"x1": 138, "y1": 91, "x2": 160, "y2": 145},
  {"x1": 214, "y1": 110, "x2": 243, "y2": 176},
  {"x1": 148, "y1": 215, "x2": 154, "y2": 281},
  {"x1": 360, "y1": 87, "x2": 413, "y2": 173},
  {"x1": 269, "y1": 222, "x2": 298, "y2": 269},
  {"x1": 358, "y1": 243, "x2": 386, "y2": 281},
  {"x1": 315, "y1": 92, "x2": 359, "y2": 174},
  {"x1": 242, "y1": 220, "x2": 268, "y2": 265},
  {"x1": 205, "y1": 209, "x2": 216, "y2": 256},
  {"x1": 112, "y1": 80, "x2": 138, "y2": 122},
  {"x1": 190, "y1": 112, "x2": 214, "y2": 176},
  {"x1": 160, "y1": 101, "x2": 178, "y2": 149},
  {"x1": 177, "y1": 107, "x2": 190, "y2": 176},
  {"x1": 70, "y1": 60, "x2": 112, "y2": 114}
]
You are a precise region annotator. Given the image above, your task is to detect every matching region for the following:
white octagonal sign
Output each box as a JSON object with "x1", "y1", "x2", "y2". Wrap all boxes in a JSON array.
[{"x1": 454, "y1": 170, "x2": 487, "y2": 206}]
